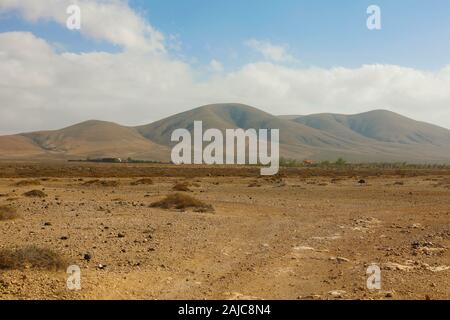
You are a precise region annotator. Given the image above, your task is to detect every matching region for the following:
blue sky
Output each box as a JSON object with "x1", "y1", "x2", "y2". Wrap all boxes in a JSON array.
[
  {"x1": 135, "y1": 0, "x2": 450, "y2": 70},
  {"x1": 2, "y1": 0, "x2": 450, "y2": 70},
  {"x1": 1, "y1": 0, "x2": 450, "y2": 133}
]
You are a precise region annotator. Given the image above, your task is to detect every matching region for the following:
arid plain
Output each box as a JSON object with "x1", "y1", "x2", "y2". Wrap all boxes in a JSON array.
[{"x1": 0, "y1": 162, "x2": 449, "y2": 300}]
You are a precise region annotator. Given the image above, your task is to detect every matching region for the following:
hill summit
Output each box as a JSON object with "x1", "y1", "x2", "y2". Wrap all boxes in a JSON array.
[{"x1": 1, "y1": 103, "x2": 450, "y2": 163}]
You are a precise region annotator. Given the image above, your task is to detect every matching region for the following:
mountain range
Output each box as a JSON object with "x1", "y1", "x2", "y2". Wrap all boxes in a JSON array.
[{"x1": 1, "y1": 103, "x2": 450, "y2": 163}]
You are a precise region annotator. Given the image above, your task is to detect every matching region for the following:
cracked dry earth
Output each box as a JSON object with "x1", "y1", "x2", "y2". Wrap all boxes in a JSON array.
[{"x1": 0, "y1": 170, "x2": 449, "y2": 300}]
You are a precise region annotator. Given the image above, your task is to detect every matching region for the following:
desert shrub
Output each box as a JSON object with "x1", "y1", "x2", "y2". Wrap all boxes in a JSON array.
[
  {"x1": 173, "y1": 182, "x2": 192, "y2": 192},
  {"x1": 82, "y1": 180, "x2": 119, "y2": 187},
  {"x1": 279, "y1": 157, "x2": 303, "y2": 168},
  {"x1": 82, "y1": 179, "x2": 100, "y2": 186},
  {"x1": 335, "y1": 158, "x2": 347, "y2": 166},
  {"x1": 0, "y1": 246, "x2": 66, "y2": 271},
  {"x1": 150, "y1": 193, "x2": 213, "y2": 212},
  {"x1": 248, "y1": 181, "x2": 262, "y2": 187},
  {"x1": 264, "y1": 176, "x2": 284, "y2": 184},
  {"x1": 13, "y1": 180, "x2": 41, "y2": 187},
  {"x1": 23, "y1": 190, "x2": 47, "y2": 198},
  {"x1": 0, "y1": 206, "x2": 20, "y2": 221},
  {"x1": 131, "y1": 178, "x2": 154, "y2": 186},
  {"x1": 433, "y1": 179, "x2": 450, "y2": 188},
  {"x1": 320, "y1": 161, "x2": 331, "y2": 167}
]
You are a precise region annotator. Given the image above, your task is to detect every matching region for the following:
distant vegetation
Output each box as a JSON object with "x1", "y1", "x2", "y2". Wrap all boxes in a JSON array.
[
  {"x1": 279, "y1": 157, "x2": 348, "y2": 168},
  {"x1": 279, "y1": 157, "x2": 450, "y2": 170},
  {"x1": 125, "y1": 158, "x2": 163, "y2": 164},
  {"x1": 69, "y1": 157, "x2": 163, "y2": 164}
]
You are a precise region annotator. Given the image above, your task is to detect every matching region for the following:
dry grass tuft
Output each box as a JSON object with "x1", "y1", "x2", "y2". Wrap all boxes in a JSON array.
[
  {"x1": 131, "y1": 178, "x2": 154, "y2": 186},
  {"x1": 82, "y1": 179, "x2": 119, "y2": 187},
  {"x1": 150, "y1": 193, "x2": 214, "y2": 212},
  {"x1": 248, "y1": 181, "x2": 262, "y2": 187},
  {"x1": 13, "y1": 180, "x2": 41, "y2": 187},
  {"x1": 173, "y1": 182, "x2": 192, "y2": 192},
  {"x1": 432, "y1": 179, "x2": 450, "y2": 188},
  {"x1": 0, "y1": 206, "x2": 21, "y2": 221},
  {"x1": 23, "y1": 190, "x2": 47, "y2": 198},
  {"x1": 0, "y1": 246, "x2": 67, "y2": 271}
]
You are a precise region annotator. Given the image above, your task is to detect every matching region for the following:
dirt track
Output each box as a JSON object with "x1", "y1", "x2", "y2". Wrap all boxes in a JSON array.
[{"x1": 0, "y1": 163, "x2": 449, "y2": 300}]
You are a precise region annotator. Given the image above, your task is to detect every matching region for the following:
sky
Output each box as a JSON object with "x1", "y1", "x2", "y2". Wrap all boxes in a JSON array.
[{"x1": 1, "y1": 0, "x2": 450, "y2": 134}]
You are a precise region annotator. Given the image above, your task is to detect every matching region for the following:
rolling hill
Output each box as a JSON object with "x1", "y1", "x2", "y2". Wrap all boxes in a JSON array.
[
  {"x1": 136, "y1": 103, "x2": 358, "y2": 148},
  {"x1": 0, "y1": 120, "x2": 169, "y2": 161},
  {"x1": 1, "y1": 104, "x2": 450, "y2": 163},
  {"x1": 0, "y1": 135, "x2": 47, "y2": 158},
  {"x1": 293, "y1": 110, "x2": 450, "y2": 146}
]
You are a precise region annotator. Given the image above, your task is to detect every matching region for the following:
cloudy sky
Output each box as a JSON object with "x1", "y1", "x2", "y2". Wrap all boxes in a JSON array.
[{"x1": 1, "y1": 0, "x2": 450, "y2": 134}]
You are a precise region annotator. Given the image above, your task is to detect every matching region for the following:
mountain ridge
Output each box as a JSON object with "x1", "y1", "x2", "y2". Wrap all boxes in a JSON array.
[{"x1": 1, "y1": 103, "x2": 450, "y2": 163}]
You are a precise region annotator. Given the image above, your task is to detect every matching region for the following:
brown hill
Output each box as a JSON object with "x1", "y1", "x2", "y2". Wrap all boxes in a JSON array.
[
  {"x1": 14, "y1": 120, "x2": 170, "y2": 161},
  {"x1": 0, "y1": 135, "x2": 46, "y2": 158},
  {"x1": 294, "y1": 110, "x2": 450, "y2": 146},
  {"x1": 136, "y1": 103, "x2": 362, "y2": 148},
  {"x1": 137, "y1": 103, "x2": 450, "y2": 163},
  {"x1": 1, "y1": 104, "x2": 450, "y2": 163}
]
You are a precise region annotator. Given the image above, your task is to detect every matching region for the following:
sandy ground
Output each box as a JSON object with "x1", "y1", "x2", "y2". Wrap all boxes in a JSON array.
[{"x1": 0, "y1": 164, "x2": 449, "y2": 300}]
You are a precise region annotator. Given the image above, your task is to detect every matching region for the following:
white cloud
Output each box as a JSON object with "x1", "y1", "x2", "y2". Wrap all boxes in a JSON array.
[
  {"x1": 1, "y1": 2, "x2": 450, "y2": 135},
  {"x1": 245, "y1": 39, "x2": 297, "y2": 63},
  {"x1": 208, "y1": 59, "x2": 224, "y2": 73},
  {"x1": 216, "y1": 63, "x2": 450, "y2": 126},
  {"x1": 2, "y1": 31, "x2": 450, "y2": 135},
  {"x1": 0, "y1": 0, "x2": 165, "y2": 53}
]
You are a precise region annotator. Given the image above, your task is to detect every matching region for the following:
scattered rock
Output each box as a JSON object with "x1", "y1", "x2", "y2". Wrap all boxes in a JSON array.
[
  {"x1": 302, "y1": 294, "x2": 322, "y2": 300},
  {"x1": 328, "y1": 256, "x2": 350, "y2": 263},
  {"x1": 384, "y1": 262, "x2": 414, "y2": 271},
  {"x1": 426, "y1": 265, "x2": 450, "y2": 272},
  {"x1": 293, "y1": 246, "x2": 315, "y2": 251},
  {"x1": 83, "y1": 253, "x2": 92, "y2": 261},
  {"x1": 328, "y1": 290, "x2": 346, "y2": 298},
  {"x1": 224, "y1": 292, "x2": 261, "y2": 300}
]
